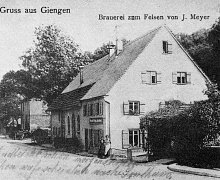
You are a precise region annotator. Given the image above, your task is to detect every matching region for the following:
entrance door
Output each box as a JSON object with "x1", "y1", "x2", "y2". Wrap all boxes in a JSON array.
[{"x1": 85, "y1": 129, "x2": 89, "y2": 151}]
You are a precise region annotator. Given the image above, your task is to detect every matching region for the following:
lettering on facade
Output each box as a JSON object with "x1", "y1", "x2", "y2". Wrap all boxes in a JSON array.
[{"x1": 89, "y1": 118, "x2": 103, "y2": 124}]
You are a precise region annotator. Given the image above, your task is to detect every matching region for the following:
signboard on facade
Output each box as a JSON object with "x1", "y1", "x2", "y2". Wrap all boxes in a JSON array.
[{"x1": 89, "y1": 118, "x2": 103, "y2": 124}]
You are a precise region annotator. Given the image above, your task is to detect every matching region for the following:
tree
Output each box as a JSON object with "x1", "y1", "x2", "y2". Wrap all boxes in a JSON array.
[
  {"x1": 0, "y1": 70, "x2": 38, "y2": 99},
  {"x1": 20, "y1": 25, "x2": 87, "y2": 104},
  {"x1": 176, "y1": 23, "x2": 220, "y2": 89},
  {"x1": 0, "y1": 72, "x2": 22, "y2": 126},
  {"x1": 93, "y1": 43, "x2": 109, "y2": 61}
]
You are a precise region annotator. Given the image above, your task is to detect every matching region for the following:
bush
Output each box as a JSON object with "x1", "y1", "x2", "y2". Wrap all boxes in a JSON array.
[
  {"x1": 54, "y1": 136, "x2": 84, "y2": 153},
  {"x1": 141, "y1": 88, "x2": 220, "y2": 168},
  {"x1": 172, "y1": 101, "x2": 220, "y2": 168}
]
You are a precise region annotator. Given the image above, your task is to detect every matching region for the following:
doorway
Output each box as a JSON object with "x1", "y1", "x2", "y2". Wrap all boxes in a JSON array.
[{"x1": 85, "y1": 128, "x2": 89, "y2": 151}]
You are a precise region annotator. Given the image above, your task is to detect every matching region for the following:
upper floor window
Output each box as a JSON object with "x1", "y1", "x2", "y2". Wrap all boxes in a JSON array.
[
  {"x1": 67, "y1": 116, "x2": 70, "y2": 135},
  {"x1": 83, "y1": 104, "x2": 87, "y2": 116},
  {"x1": 84, "y1": 102, "x2": 103, "y2": 116},
  {"x1": 163, "y1": 41, "x2": 172, "y2": 54},
  {"x1": 172, "y1": 72, "x2": 191, "y2": 84},
  {"x1": 129, "y1": 101, "x2": 139, "y2": 115},
  {"x1": 141, "y1": 71, "x2": 162, "y2": 84},
  {"x1": 123, "y1": 101, "x2": 145, "y2": 115},
  {"x1": 95, "y1": 102, "x2": 99, "y2": 115},
  {"x1": 89, "y1": 104, "x2": 94, "y2": 116}
]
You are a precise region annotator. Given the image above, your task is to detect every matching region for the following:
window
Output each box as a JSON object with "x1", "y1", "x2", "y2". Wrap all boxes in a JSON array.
[
  {"x1": 95, "y1": 102, "x2": 99, "y2": 115},
  {"x1": 87, "y1": 104, "x2": 90, "y2": 116},
  {"x1": 177, "y1": 72, "x2": 186, "y2": 84},
  {"x1": 129, "y1": 101, "x2": 139, "y2": 115},
  {"x1": 141, "y1": 71, "x2": 161, "y2": 84},
  {"x1": 53, "y1": 127, "x2": 55, "y2": 135},
  {"x1": 96, "y1": 102, "x2": 103, "y2": 115},
  {"x1": 123, "y1": 101, "x2": 145, "y2": 115},
  {"x1": 129, "y1": 130, "x2": 139, "y2": 147},
  {"x1": 72, "y1": 113, "x2": 75, "y2": 136},
  {"x1": 67, "y1": 116, "x2": 70, "y2": 135},
  {"x1": 122, "y1": 130, "x2": 141, "y2": 148},
  {"x1": 86, "y1": 102, "x2": 103, "y2": 116},
  {"x1": 58, "y1": 111, "x2": 62, "y2": 123},
  {"x1": 83, "y1": 104, "x2": 87, "y2": 116},
  {"x1": 172, "y1": 72, "x2": 191, "y2": 84},
  {"x1": 99, "y1": 102, "x2": 103, "y2": 115},
  {"x1": 151, "y1": 71, "x2": 156, "y2": 84},
  {"x1": 163, "y1": 41, "x2": 172, "y2": 54},
  {"x1": 77, "y1": 115, "x2": 80, "y2": 135},
  {"x1": 90, "y1": 104, "x2": 94, "y2": 116}
]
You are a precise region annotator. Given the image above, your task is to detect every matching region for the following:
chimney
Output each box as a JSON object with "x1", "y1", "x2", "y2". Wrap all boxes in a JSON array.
[
  {"x1": 79, "y1": 66, "x2": 84, "y2": 85},
  {"x1": 116, "y1": 39, "x2": 123, "y2": 55},
  {"x1": 107, "y1": 43, "x2": 116, "y2": 57}
]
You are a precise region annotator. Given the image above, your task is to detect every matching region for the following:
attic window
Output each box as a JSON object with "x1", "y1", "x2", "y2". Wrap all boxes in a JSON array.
[
  {"x1": 172, "y1": 72, "x2": 191, "y2": 84},
  {"x1": 141, "y1": 71, "x2": 162, "y2": 84},
  {"x1": 163, "y1": 41, "x2": 172, "y2": 54}
]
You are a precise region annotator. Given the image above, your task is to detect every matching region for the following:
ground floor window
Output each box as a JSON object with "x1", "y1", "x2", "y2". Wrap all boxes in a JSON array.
[
  {"x1": 122, "y1": 129, "x2": 147, "y2": 149},
  {"x1": 129, "y1": 130, "x2": 139, "y2": 147},
  {"x1": 77, "y1": 115, "x2": 80, "y2": 135},
  {"x1": 85, "y1": 129, "x2": 103, "y2": 149}
]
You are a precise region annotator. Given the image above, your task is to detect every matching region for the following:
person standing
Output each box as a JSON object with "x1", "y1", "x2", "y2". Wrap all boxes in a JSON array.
[
  {"x1": 98, "y1": 137, "x2": 105, "y2": 158},
  {"x1": 104, "y1": 135, "x2": 111, "y2": 157}
]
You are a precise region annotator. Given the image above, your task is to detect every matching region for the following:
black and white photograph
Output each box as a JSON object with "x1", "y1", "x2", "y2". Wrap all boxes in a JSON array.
[{"x1": 0, "y1": 0, "x2": 219, "y2": 179}]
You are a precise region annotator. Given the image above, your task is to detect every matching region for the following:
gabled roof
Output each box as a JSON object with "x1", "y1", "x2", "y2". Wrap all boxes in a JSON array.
[
  {"x1": 47, "y1": 84, "x2": 93, "y2": 111},
  {"x1": 49, "y1": 25, "x2": 211, "y2": 111},
  {"x1": 164, "y1": 26, "x2": 212, "y2": 84},
  {"x1": 62, "y1": 26, "x2": 161, "y2": 100}
]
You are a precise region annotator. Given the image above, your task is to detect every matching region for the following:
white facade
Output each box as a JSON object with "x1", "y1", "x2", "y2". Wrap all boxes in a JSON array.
[
  {"x1": 104, "y1": 27, "x2": 208, "y2": 149},
  {"x1": 50, "y1": 26, "x2": 209, "y2": 152}
]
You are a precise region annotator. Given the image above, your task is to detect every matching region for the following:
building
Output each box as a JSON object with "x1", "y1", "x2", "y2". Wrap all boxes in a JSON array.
[
  {"x1": 20, "y1": 99, "x2": 50, "y2": 131},
  {"x1": 48, "y1": 26, "x2": 210, "y2": 153}
]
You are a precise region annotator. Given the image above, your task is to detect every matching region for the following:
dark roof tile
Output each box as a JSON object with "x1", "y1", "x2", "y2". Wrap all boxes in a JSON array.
[{"x1": 48, "y1": 84, "x2": 94, "y2": 111}]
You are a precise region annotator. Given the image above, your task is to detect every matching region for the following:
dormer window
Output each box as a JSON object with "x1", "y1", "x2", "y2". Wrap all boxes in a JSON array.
[{"x1": 163, "y1": 41, "x2": 172, "y2": 54}]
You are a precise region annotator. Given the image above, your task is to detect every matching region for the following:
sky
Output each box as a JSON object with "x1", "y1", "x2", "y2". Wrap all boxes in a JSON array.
[{"x1": 0, "y1": 0, "x2": 219, "y2": 80}]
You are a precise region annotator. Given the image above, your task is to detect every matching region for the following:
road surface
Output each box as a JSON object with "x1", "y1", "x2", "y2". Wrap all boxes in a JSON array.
[{"x1": 0, "y1": 138, "x2": 214, "y2": 180}]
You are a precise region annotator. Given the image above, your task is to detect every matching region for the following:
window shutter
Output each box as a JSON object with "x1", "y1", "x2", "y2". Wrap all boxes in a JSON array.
[
  {"x1": 87, "y1": 104, "x2": 90, "y2": 116},
  {"x1": 157, "y1": 72, "x2": 162, "y2": 84},
  {"x1": 99, "y1": 102, "x2": 103, "y2": 115},
  {"x1": 187, "y1": 72, "x2": 191, "y2": 84},
  {"x1": 139, "y1": 130, "x2": 143, "y2": 147},
  {"x1": 123, "y1": 102, "x2": 129, "y2": 115},
  {"x1": 140, "y1": 103, "x2": 146, "y2": 115},
  {"x1": 122, "y1": 130, "x2": 129, "y2": 149},
  {"x1": 146, "y1": 71, "x2": 151, "y2": 84},
  {"x1": 141, "y1": 72, "x2": 147, "y2": 84},
  {"x1": 172, "y1": 72, "x2": 177, "y2": 84},
  {"x1": 93, "y1": 104, "x2": 95, "y2": 116},
  {"x1": 168, "y1": 43, "x2": 172, "y2": 53}
]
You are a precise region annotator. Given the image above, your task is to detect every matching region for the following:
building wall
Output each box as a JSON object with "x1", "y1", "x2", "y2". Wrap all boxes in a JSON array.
[
  {"x1": 21, "y1": 101, "x2": 30, "y2": 130},
  {"x1": 51, "y1": 111, "x2": 60, "y2": 139},
  {"x1": 21, "y1": 99, "x2": 50, "y2": 131},
  {"x1": 80, "y1": 98, "x2": 106, "y2": 145},
  {"x1": 51, "y1": 98, "x2": 106, "y2": 152},
  {"x1": 105, "y1": 27, "x2": 208, "y2": 149}
]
